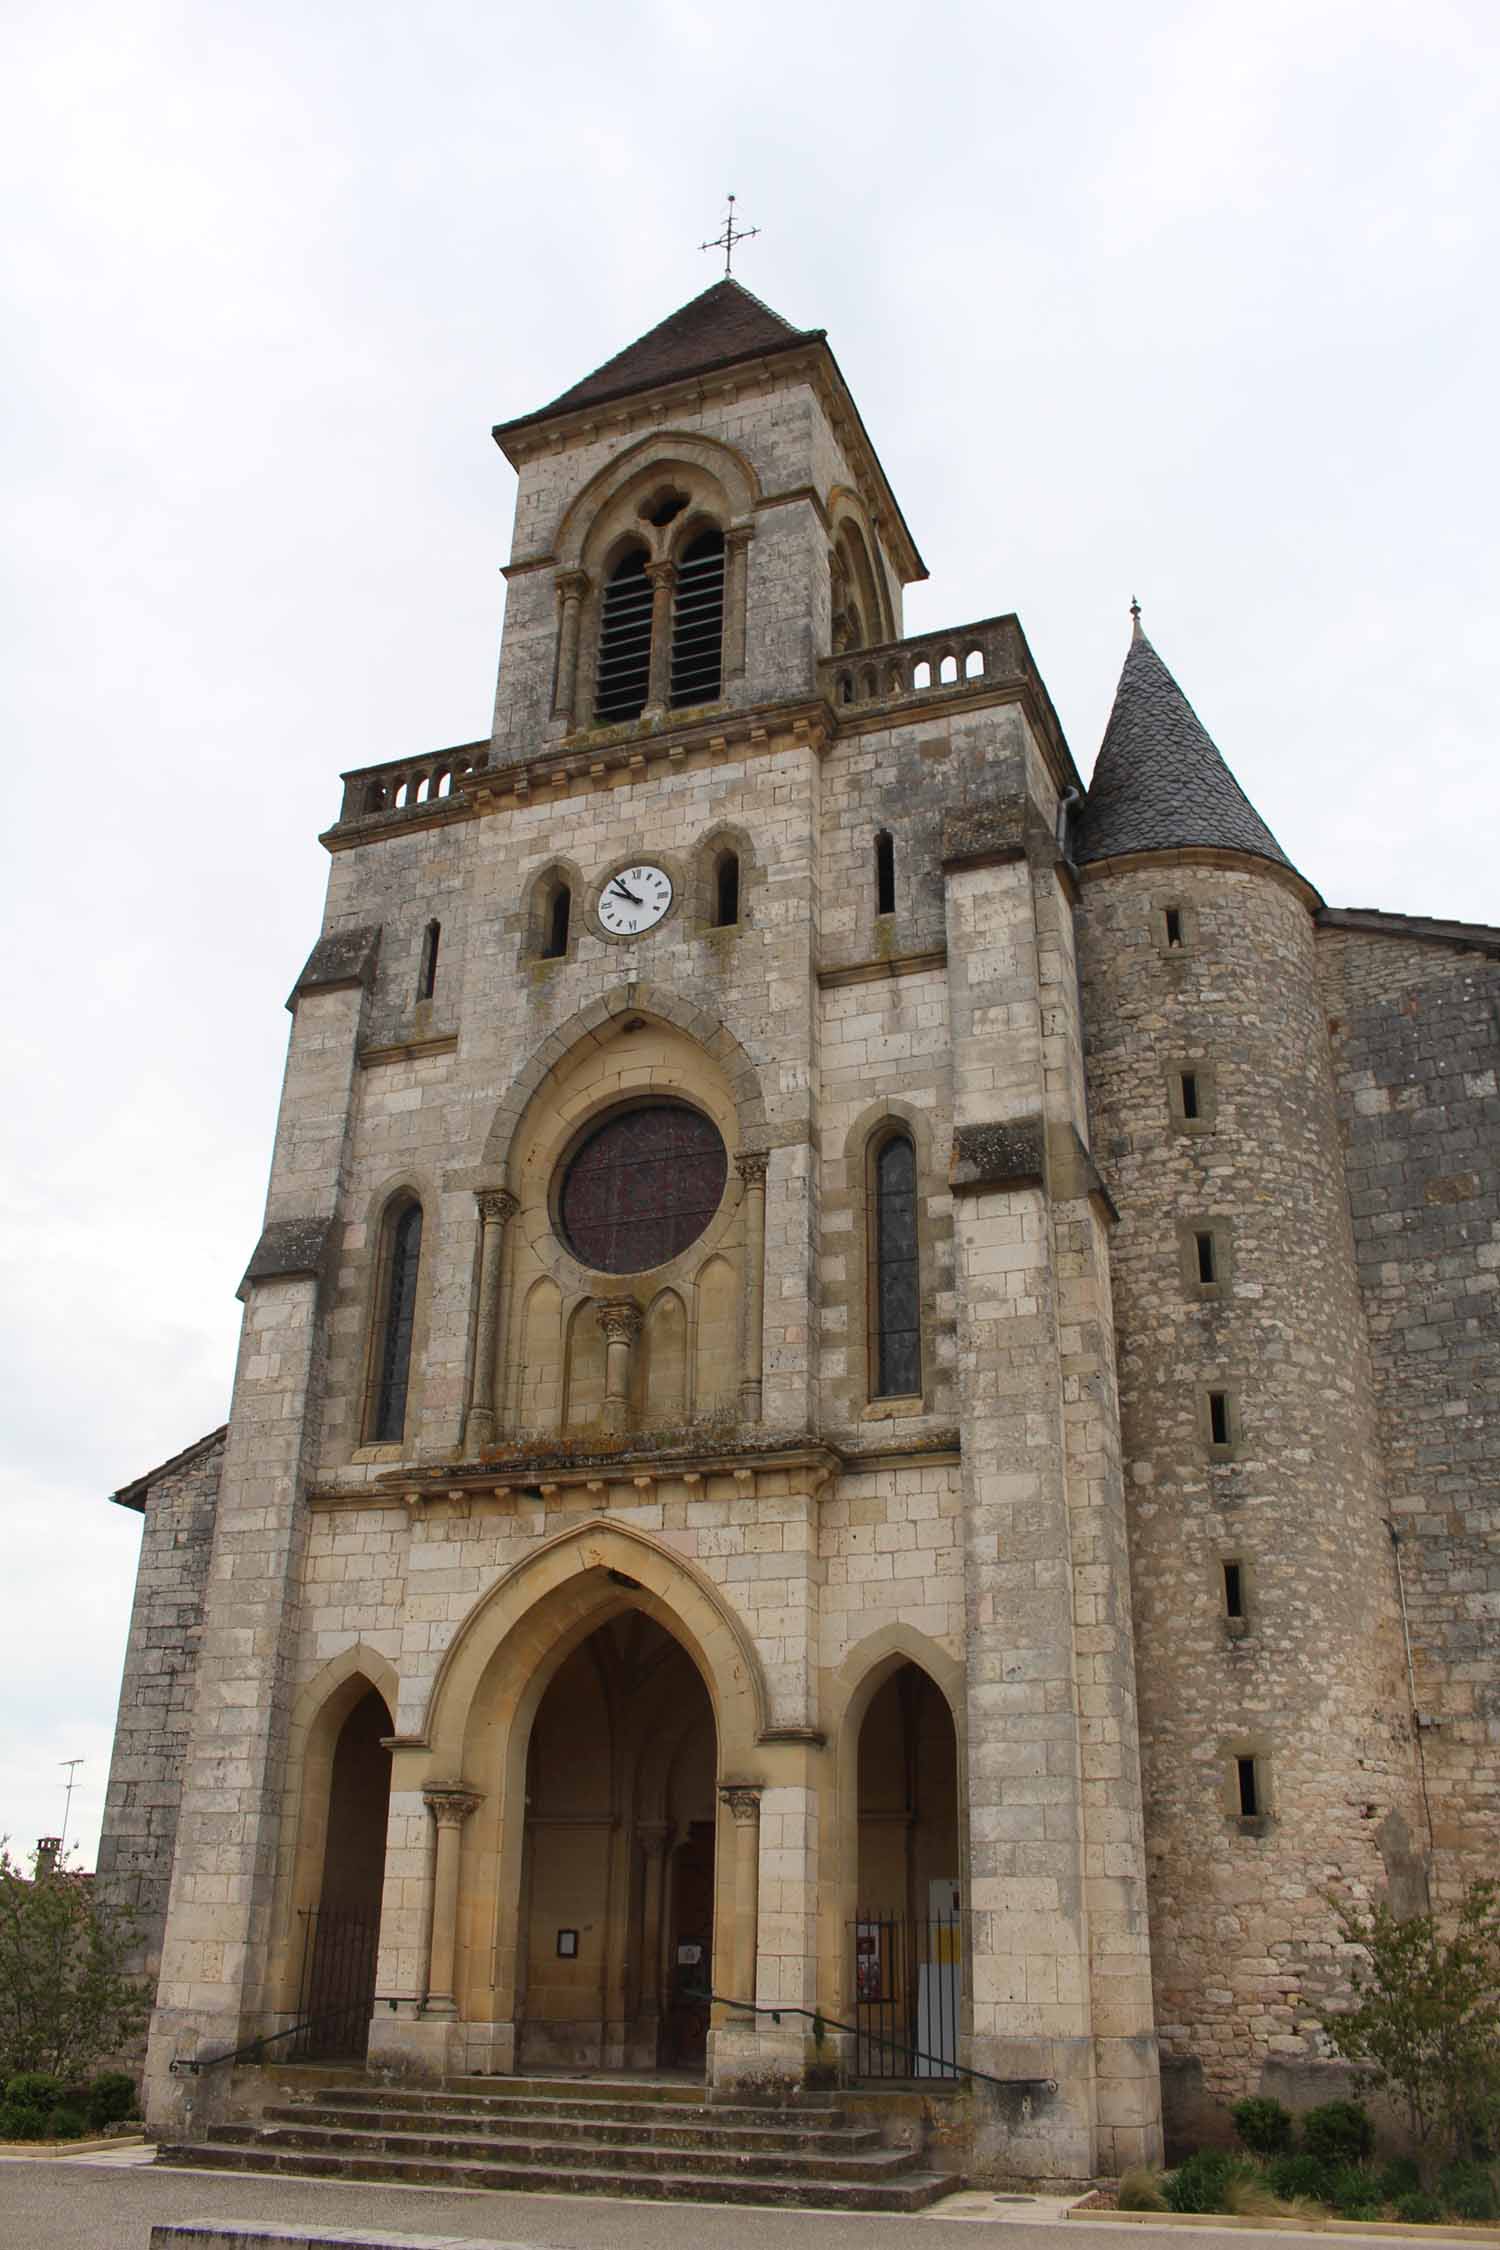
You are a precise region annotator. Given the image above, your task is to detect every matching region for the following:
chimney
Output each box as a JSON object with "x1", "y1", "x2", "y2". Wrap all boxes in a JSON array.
[{"x1": 35, "y1": 1837, "x2": 60, "y2": 1877}]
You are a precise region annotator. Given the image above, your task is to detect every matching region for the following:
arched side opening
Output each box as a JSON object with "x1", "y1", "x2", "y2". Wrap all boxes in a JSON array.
[
  {"x1": 297, "y1": 1684, "x2": 393, "y2": 2059},
  {"x1": 853, "y1": 1662, "x2": 960, "y2": 2078},
  {"x1": 518, "y1": 1611, "x2": 717, "y2": 2071}
]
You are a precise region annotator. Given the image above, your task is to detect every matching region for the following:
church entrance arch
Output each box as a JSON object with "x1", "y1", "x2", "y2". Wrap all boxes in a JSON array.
[
  {"x1": 517, "y1": 1611, "x2": 716, "y2": 2070},
  {"x1": 423, "y1": 1521, "x2": 765, "y2": 2075}
]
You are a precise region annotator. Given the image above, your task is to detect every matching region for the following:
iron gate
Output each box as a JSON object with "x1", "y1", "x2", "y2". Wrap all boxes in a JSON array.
[
  {"x1": 292, "y1": 1906, "x2": 379, "y2": 2060},
  {"x1": 850, "y1": 1911, "x2": 961, "y2": 2079}
]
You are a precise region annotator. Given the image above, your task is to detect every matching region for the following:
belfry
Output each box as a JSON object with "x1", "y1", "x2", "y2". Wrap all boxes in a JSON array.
[{"x1": 100, "y1": 277, "x2": 1499, "y2": 2187}]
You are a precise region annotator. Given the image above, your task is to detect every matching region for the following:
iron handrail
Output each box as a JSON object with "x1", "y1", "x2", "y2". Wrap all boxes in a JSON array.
[
  {"x1": 169, "y1": 2000, "x2": 387, "y2": 2077},
  {"x1": 684, "y1": 1987, "x2": 1057, "y2": 2094}
]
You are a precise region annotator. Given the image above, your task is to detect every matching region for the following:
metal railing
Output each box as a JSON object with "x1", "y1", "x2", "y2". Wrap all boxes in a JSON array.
[{"x1": 684, "y1": 1987, "x2": 1055, "y2": 2096}]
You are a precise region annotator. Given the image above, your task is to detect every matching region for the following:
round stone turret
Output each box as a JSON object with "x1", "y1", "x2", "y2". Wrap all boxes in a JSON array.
[{"x1": 1074, "y1": 629, "x2": 1424, "y2": 2134}]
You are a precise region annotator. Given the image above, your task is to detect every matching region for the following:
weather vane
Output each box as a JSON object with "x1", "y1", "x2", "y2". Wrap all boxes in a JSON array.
[{"x1": 701, "y1": 194, "x2": 759, "y2": 278}]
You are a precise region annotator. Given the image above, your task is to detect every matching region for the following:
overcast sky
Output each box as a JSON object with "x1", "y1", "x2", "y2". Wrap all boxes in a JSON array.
[{"x1": 3, "y1": 0, "x2": 1497, "y2": 1868}]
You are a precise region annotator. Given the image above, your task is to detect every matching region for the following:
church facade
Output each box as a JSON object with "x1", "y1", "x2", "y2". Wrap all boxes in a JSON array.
[{"x1": 100, "y1": 280, "x2": 1499, "y2": 2181}]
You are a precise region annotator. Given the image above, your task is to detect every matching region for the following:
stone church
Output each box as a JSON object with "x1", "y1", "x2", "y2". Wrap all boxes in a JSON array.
[{"x1": 100, "y1": 278, "x2": 1499, "y2": 2183}]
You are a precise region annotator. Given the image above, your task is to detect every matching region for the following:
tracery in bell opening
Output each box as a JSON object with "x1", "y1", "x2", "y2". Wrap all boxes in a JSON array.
[{"x1": 829, "y1": 513, "x2": 891, "y2": 655}]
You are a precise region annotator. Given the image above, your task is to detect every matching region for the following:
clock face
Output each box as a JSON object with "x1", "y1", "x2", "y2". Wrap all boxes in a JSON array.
[{"x1": 599, "y1": 863, "x2": 674, "y2": 938}]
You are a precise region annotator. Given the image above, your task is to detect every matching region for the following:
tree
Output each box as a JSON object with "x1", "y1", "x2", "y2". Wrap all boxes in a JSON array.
[
  {"x1": 0, "y1": 1842, "x2": 147, "y2": 2081},
  {"x1": 1322, "y1": 1881, "x2": 1500, "y2": 2166}
]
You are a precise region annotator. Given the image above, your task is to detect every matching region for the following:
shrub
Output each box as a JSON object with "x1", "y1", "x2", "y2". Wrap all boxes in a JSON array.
[
  {"x1": 1231, "y1": 2095, "x2": 1295, "y2": 2156},
  {"x1": 1116, "y1": 2165, "x2": 1169, "y2": 2211},
  {"x1": 1327, "y1": 2162, "x2": 1382, "y2": 2219},
  {"x1": 1268, "y1": 2150, "x2": 1333, "y2": 2201},
  {"x1": 42, "y1": 2104, "x2": 86, "y2": 2140},
  {"x1": 1438, "y1": 2161, "x2": 1499, "y2": 2221},
  {"x1": 0, "y1": 1843, "x2": 145, "y2": 2082},
  {"x1": 1323, "y1": 1880, "x2": 1500, "y2": 2164},
  {"x1": 1223, "y1": 2171, "x2": 1286, "y2": 2217},
  {"x1": 1394, "y1": 2190, "x2": 1444, "y2": 2224},
  {"x1": 83, "y1": 2071, "x2": 138, "y2": 2127},
  {"x1": 4, "y1": 2071, "x2": 63, "y2": 2112},
  {"x1": 1378, "y1": 2154, "x2": 1422, "y2": 2200},
  {"x1": 1302, "y1": 2099, "x2": 1376, "y2": 2165},
  {"x1": 1164, "y1": 2150, "x2": 1233, "y2": 2213}
]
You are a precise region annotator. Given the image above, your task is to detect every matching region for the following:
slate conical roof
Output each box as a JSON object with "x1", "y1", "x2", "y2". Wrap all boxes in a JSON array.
[
  {"x1": 497, "y1": 280, "x2": 823, "y2": 436},
  {"x1": 1075, "y1": 625, "x2": 1298, "y2": 875}
]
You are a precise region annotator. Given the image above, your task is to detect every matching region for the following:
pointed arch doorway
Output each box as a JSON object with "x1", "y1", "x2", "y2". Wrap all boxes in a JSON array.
[
  {"x1": 517, "y1": 1608, "x2": 717, "y2": 2072},
  {"x1": 296, "y1": 1683, "x2": 393, "y2": 2059},
  {"x1": 854, "y1": 1661, "x2": 960, "y2": 2078}
]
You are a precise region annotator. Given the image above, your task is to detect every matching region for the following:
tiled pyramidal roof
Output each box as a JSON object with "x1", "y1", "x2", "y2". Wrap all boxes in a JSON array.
[
  {"x1": 1075, "y1": 628, "x2": 1298, "y2": 875},
  {"x1": 504, "y1": 280, "x2": 823, "y2": 430}
]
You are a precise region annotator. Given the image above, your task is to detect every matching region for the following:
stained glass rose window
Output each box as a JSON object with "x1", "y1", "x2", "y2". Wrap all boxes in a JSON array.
[{"x1": 559, "y1": 1103, "x2": 728, "y2": 1274}]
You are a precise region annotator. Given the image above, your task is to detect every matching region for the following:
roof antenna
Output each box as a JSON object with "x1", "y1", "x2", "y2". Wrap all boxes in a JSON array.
[
  {"x1": 1129, "y1": 595, "x2": 1143, "y2": 641},
  {"x1": 700, "y1": 194, "x2": 760, "y2": 279}
]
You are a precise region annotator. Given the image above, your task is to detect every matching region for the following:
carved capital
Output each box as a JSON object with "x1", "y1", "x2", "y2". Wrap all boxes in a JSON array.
[
  {"x1": 719, "y1": 1784, "x2": 763, "y2": 1826},
  {"x1": 637, "y1": 1821, "x2": 672, "y2": 1860},
  {"x1": 555, "y1": 568, "x2": 590, "y2": 603},
  {"x1": 595, "y1": 1297, "x2": 644, "y2": 1343},
  {"x1": 734, "y1": 1150, "x2": 769, "y2": 1189},
  {"x1": 477, "y1": 1188, "x2": 520, "y2": 1228},
  {"x1": 644, "y1": 559, "x2": 677, "y2": 590},
  {"x1": 424, "y1": 1787, "x2": 482, "y2": 1829},
  {"x1": 724, "y1": 521, "x2": 755, "y2": 552}
]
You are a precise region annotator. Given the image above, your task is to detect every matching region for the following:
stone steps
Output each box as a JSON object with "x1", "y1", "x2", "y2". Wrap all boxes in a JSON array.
[
  {"x1": 156, "y1": 2076, "x2": 952, "y2": 2213},
  {"x1": 256, "y1": 2100, "x2": 886, "y2": 2153}
]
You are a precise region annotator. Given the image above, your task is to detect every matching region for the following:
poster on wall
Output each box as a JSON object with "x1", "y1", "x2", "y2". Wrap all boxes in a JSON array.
[{"x1": 855, "y1": 1923, "x2": 882, "y2": 2002}]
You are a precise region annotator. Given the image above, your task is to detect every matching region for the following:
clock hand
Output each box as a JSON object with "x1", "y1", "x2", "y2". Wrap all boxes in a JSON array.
[{"x1": 609, "y1": 879, "x2": 644, "y2": 906}]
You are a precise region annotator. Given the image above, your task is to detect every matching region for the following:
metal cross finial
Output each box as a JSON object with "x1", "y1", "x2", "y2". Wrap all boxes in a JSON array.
[
  {"x1": 701, "y1": 194, "x2": 760, "y2": 278},
  {"x1": 1129, "y1": 595, "x2": 1143, "y2": 640}
]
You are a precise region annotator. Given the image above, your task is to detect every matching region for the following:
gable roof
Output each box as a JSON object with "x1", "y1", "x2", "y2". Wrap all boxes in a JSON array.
[
  {"x1": 110, "y1": 1426, "x2": 227, "y2": 1513},
  {"x1": 1316, "y1": 906, "x2": 1500, "y2": 957},
  {"x1": 496, "y1": 280, "x2": 823, "y2": 438},
  {"x1": 1075, "y1": 626, "x2": 1302, "y2": 880}
]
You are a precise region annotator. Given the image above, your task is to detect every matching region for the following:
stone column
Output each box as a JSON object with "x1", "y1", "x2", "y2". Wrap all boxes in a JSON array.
[
  {"x1": 637, "y1": 1822, "x2": 671, "y2": 2032},
  {"x1": 596, "y1": 1298, "x2": 642, "y2": 1431},
  {"x1": 719, "y1": 1785, "x2": 762, "y2": 2013},
  {"x1": 643, "y1": 560, "x2": 676, "y2": 717},
  {"x1": 423, "y1": 1788, "x2": 481, "y2": 2018},
  {"x1": 735, "y1": 1151, "x2": 768, "y2": 1423},
  {"x1": 463, "y1": 1189, "x2": 518, "y2": 1453},
  {"x1": 723, "y1": 523, "x2": 753, "y2": 680},
  {"x1": 550, "y1": 569, "x2": 589, "y2": 728}
]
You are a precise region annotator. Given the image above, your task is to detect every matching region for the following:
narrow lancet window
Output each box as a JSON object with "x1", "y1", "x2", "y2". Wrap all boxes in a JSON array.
[
  {"x1": 670, "y1": 528, "x2": 725, "y2": 707},
  {"x1": 873, "y1": 1132, "x2": 920, "y2": 1398},
  {"x1": 595, "y1": 547, "x2": 653, "y2": 723},
  {"x1": 417, "y1": 919, "x2": 440, "y2": 1001},
  {"x1": 714, "y1": 850, "x2": 740, "y2": 928},
  {"x1": 875, "y1": 829, "x2": 895, "y2": 916},
  {"x1": 373, "y1": 1202, "x2": 422, "y2": 1442},
  {"x1": 543, "y1": 882, "x2": 571, "y2": 959}
]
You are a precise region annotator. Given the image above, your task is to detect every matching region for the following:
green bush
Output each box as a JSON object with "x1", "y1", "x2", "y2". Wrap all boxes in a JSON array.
[
  {"x1": 1438, "y1": 2161, "x2": 1499, "y2": 2221},
  {"x1": 1163, "y1": 2151, "x2": 1255, "y2": 2213},
  {"x1": 1327, "y1": 2162, "x2": 1382, "y2": 2218},
  {"x1": 4, "y1": 2071, "x2": 63, "y2": 2112},
  {"x1": 1394, "y1": 2190, "x2": 1444, "y2": 2223},
  {"x1": 1231, "y1": 2096, "x2": 1295, "y2": 2156},
  {"x1": 83, "y1": 2071, "x2": 138, "y2": 2127},
  {"x1": 1268, "y1": 2150, "x2": 1333, "y2": 2201},
  {"x1": 42, "y1": 2104, "x2": 87, "y2": 2140},
  {"x1": 1378, "y1": 2154, "x2": 1422, "y2": 2199},
  {"x1": 1302, "y1": 2100, "x2": 1376, "y2": 2165}
]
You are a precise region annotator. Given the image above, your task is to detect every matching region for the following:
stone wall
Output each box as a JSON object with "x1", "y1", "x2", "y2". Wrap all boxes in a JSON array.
[
  {"x1": 96, "y1": 1431, "x2": 225, "y2": 1993},
  {"x1": 1318, "y1": 923, "x2": 1500, "y2": 1905},
  {"x1": 1076, "y1": 858, "x2": 1422, "y2": 2130}
]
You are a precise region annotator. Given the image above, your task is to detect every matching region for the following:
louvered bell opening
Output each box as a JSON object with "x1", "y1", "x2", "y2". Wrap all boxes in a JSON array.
[
  {"x1": 670, "y1": 529, "x2": 725, "y2": 708},
  {"x1": 595, "y1": 549, "x2": 653, "y2": 723}
]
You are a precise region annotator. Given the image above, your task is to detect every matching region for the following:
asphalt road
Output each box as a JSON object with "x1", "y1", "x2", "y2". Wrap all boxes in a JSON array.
[{"x1": 0, "y1": 2154, "x2": 1479, "y2": 2250}]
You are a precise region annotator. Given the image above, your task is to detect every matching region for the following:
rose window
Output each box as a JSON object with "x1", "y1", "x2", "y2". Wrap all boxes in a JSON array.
[{"x1": 558, "y1": 1103, "x2": 728, "y2": 1274}]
